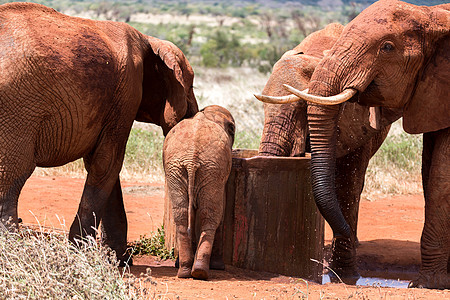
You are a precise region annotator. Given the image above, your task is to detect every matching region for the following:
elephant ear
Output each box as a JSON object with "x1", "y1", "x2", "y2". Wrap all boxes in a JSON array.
[
  {"x1": 136, "y1": 36, "x2": 198, "y2": 134},
  {"x1": 403, "y1": 10, "x2": 450, "y2": 134}
]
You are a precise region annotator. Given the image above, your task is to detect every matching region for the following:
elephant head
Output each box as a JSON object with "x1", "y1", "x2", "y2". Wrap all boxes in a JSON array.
[
  {"x1": 258, "y1": 22, "x2": 402, "y2": 159},
  {"x1": 257, "y1": 21, "x2": 403, "y2": 281},
  {"x1": 278, "y1": 0, "x2": 449, "y2": 239},
  {"x1": 202, "y1": 105, "x2": 236, "y2": 145},
  {"x1": 259, "y1": 23, "x2": 343, "y2": 157},
  {"x1": 135, "y1": 36, "x2": 199, "y2": 135}
]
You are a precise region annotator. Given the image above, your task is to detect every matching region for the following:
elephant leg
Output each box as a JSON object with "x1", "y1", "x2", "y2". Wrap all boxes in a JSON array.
[
  {"x1": 167, "y1": 172, "x2": 194, "y2": 278},
  {"x1": 191, "y1": 184, "x2": 225, "y2": 280},
  {"x1": 99, "y1": 177, "x2": 131, "y2": 266},
  {"x1": 69, "y1": 137, "x2": 126, "y2": 250},
  {"x1": 0, "y1": 146, "x2": 36, "y2": 228},
  {"x1": 192, "y1": 229, "x2": 215, "y2": 280},
  {"x1": 175, "y1": 206, "x2": 195, "y2": 279},
  {"x1": 410, "y1": 128, "x2": 450, "y2": 289},
  {"x1": 209, "y1": 220, "x2": 225, "y2": 270},
  {"x1": 176, "y1": 224, "x2": 195, "y2": 278},
  {"x1": 331, "y1": 142, "x2": 373, "y2": 283}
]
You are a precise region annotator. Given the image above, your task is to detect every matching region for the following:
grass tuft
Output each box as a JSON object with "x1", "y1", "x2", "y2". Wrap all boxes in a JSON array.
[
  {"x1": 0, "y1": 225, "x2": 155, "y2": 299},
  {"x1": 121, "y1": 126, "x2": 165, "y2": 181}
]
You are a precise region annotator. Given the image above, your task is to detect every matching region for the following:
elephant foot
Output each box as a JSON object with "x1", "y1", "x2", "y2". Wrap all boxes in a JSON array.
[
  {"x1": 328, "y1": 270, "x2": 360, "y2": 285},
  {"x1": 191, "y1": 260, "x2": 209, "y2": 280},
  {"x1": 329, "y1": 237, "x2": 359, "y2": 284},
  {"x1": 177, "y1": 266, "x2": 192, "y2": 278},
  {"x1": 209, "y1": 256, "x2": 225, "y2": 270},
  {"x1": 103, "y1": 246, "x2": 132, "y2": 267},
  {"x1": 328, "y1": 263, "x2": 360, "y2": 285},
  {"x1": 408, "y1": 272, "x2": 450, "y2": 290}
]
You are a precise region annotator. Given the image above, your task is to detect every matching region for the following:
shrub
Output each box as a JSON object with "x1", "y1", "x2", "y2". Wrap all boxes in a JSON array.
[
  {"x1": 200, "y1": 29, "x2": 249, "y2": 68},
  {"x1": 121, "y1": 127, "x2": 165, "y2": 180},
  {"x1": 0, "y1": 226, "x2": 153, "y2": 299},
  {"x1": 128, "y1": 226, "x2": 174, "y2": 260}
]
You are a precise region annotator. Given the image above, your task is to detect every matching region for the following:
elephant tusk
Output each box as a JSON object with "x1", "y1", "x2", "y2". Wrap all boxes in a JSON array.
[
  {"x1": 283, "y1": 84, "x2": 357, "y2": 105},
  {"x1": 253, "y1": 91, "x2": 306, "y2": 104}
]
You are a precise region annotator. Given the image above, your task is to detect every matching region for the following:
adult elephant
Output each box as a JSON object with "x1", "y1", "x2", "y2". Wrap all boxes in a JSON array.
[
  {"x1": 0, "y1": 2, "x2": 198, "y2": 264},
  {"x1": 261, "y1": 0, "x2": 449, "y2": 289},
  {"x1": 258, "y1": 23, "x2": 401, "y2": 283}
]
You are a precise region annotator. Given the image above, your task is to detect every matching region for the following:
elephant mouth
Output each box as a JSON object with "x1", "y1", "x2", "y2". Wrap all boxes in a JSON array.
[{"x1": 355, "y1": 81, "x2": 384, "y2": 107}]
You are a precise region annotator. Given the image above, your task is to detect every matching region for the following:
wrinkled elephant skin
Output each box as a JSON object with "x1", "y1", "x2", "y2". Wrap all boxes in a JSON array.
[
  {"x1": 163, "y1": 105, "x2": 235, "y2": 280},
  {"x1": 0, "y1": 3, "x2": 198, "y2": 264}
]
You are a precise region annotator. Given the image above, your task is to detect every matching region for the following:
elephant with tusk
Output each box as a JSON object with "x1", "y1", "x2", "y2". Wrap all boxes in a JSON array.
[
  {"x1": 257, "y1": 0, "x2": 449, "y2": 289},
  {"x1": 256, "y1": 22, "x2": 402, "y2": 284}
]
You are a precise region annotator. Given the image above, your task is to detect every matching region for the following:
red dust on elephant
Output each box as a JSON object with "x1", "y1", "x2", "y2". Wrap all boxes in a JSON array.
[{"x1": 163, "y1": 105, "x2": 235, "y2": 280}]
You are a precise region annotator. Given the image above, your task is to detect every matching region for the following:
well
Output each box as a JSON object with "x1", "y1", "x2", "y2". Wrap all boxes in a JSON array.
[{"x1": 164, "y1": 149, "x2": 324, "y2": 282}]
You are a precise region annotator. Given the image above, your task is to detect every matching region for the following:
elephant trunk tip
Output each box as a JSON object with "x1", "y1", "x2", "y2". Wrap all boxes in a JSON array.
[{"x1": 333, "y1": 224, "x2": 352, "y2": 239}]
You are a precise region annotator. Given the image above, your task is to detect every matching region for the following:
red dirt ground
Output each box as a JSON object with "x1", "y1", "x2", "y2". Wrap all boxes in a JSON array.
[{"x1": 18, "y1": 175, "x2": 449, "y2": 299}]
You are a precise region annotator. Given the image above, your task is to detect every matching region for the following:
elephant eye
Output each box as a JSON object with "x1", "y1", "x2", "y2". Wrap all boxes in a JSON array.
[
  {"x1": 380, "y1": 41, "x2": 395, "y2": 53},
  {"x1": 228, "y1": 123, "x2": 235, "y2": 136}
]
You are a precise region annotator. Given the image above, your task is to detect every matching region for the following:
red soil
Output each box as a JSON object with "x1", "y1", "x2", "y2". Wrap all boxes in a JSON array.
[{"x1": 18, "y1": 175, "x2": 449, "y2": 299}]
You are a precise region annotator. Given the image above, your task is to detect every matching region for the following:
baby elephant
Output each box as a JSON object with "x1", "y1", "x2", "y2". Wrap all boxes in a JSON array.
[{"x1": 163, "y1": 105, "x2": 235, "y2": 280}]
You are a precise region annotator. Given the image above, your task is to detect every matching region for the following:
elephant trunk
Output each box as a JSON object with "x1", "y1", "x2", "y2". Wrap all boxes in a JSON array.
[
  {"x1": 308, "y1": 103, "x2": 351, "y2": 238},
  {"x1": 259, "y1": 103, "x2": 307, "y2": 157},
  {"x1": 259, "y1": 119, "x2": 293, "y2": 156},
  {"x1": 307, "y1": 63, "x2": 352, "y2": 239}
]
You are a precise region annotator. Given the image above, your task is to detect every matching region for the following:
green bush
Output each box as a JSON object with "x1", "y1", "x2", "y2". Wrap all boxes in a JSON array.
[
  {"x1": 200, "y1": 29, "x2": 249, "y2": 68},
  {"x1": 364, "y1": 127, "x2": 423, "y2": 196},
  {"x1": 128, "y1": 226, "x2": 174, "y2": 260},
  {"x1": 234, "y1": 130, "x2": 262, "y2": 150},
  {"x1": 371, "y1": 132, "x2": 422, "y2": 173}
]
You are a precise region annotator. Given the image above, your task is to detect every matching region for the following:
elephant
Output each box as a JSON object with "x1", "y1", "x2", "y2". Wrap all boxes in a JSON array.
[
  {"x1": 259, "y1": 0, "x2": 449, "y2": 289},
  {"x1": 258, "y1": 23, "x2": 402, "y2": 283},
  {"x1": 163, "y1": 105, "x2": 235, "y2": 280},
  {"x1": 0, "y1": 2, "x2": 198, "y2": 264}
]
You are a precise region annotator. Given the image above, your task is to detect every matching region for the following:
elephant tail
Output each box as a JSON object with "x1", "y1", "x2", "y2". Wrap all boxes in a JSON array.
[{"x1": 186, "y1": 164, "x2": 198, "y2": 242}]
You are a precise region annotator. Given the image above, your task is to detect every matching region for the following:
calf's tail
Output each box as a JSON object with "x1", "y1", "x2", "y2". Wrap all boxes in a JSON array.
[{"x1": 186, "y1": 165, "x2": 198, "y2": 242}]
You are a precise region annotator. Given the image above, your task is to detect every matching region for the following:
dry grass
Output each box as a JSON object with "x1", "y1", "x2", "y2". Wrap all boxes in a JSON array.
[
  {"x1": 362, "y1": 120, "x2": 423, "y2": 199},
  {"x1": 0, "y1": 223, "x2": 159, "y2": 299},
  {"x1": 194, "y1": 66, "x2": 267, "y2": 149}
]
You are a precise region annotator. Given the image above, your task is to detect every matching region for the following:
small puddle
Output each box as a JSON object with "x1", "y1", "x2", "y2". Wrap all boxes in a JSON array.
[{"x1": 322, "y1": 274, "x2": 410, "y2": 288}]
